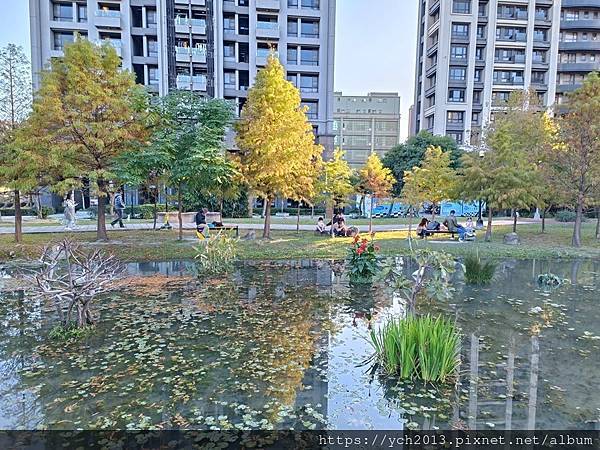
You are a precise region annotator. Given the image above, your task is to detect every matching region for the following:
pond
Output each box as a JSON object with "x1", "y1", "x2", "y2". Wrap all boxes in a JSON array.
[{"x1": 0, "y1": 257, "x2": 598, "y2": 430}]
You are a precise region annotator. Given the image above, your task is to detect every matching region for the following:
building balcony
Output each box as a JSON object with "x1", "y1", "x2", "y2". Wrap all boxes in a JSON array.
[
  {"x1": 94, "y1": 9, "x2": 121, "y2": 28},
  {"x1": 176, "y1": 74, "x2": 207, "y2": 91},
  {"x1": 94, "y1": 39, "x2": 122, "y2": 56},
  {"x1": 561, "y1": 19, "x2": 600, "y2": 30},
  {"x1": 175, "y1": 46, "x2": 207, "y2": 63},
  {"x1": 559, "y1": 41, "x2": 600, "y2": 51},
  {"x1": 558, "y1": 62, "x2": 600, "y2": 72},
  {"x1": 429, "y1": 0, "x2": 440, "y2": 15},
  {"x1": 175, "y1": 17, "x2": 206, "y2": 35},
  {"x1": 256, "y1": 0, "x2": 280, "y2": 10},
  {"x1": 556, "y1": 83, "x2": 583, "y2": 93},
  {"x1": 493, "y1": 77, "x2": 524, "y2": 85},
  {"x1": 256, "y1": 50, "x2": 278, "y2": 66},
  {"x1": 256, "y1": 22, "x2": 279, "y2": 39},
  {"x1": 175, "y1": 0, "x2": 205, "y2": 5},
  {"x1": 562, "y1": 0, "x2": 600, "y2": 7}
]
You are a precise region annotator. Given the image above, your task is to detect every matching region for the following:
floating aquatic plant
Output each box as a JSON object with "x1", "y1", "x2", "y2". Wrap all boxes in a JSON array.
[{"x1": 463, "y1": 252, "x2": 496, "y2": 285}]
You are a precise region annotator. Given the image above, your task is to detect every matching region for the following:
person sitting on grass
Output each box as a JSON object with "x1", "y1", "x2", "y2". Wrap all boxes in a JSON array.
[
  {"x1": 315, "y1": 217, "x2": 327, "y2": 234},
  {"x1": 416, "y1": 218, "x2": 430, "y2": 238},
  {"x1": 332, "y1": 218, "x2": 348, "y2": 237},
  {"x1": 464, "y1": 217, "x2": 474, "y2": 232},
  {"x1": 444, "y1": 210, "x2": 466, "y2": 241}
]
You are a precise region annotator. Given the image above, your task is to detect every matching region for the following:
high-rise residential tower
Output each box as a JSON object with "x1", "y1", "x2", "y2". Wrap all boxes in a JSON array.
[
  {"x1": 556, "y1": 0, "x2": 600, "y2": 106},
  {"x1": 29, "y1": 0, "x2": 336, "y2": 152},
  {"x1": 332, "y1": 92, "x2": 402, "y2": 169},
  {"x1": 412, "y1": 0, "x2": 562, "y2": 147}
]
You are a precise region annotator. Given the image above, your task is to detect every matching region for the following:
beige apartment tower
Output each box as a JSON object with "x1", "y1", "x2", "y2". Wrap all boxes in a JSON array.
[{"x1": 333, "y1": 92, "x2": 401, "y2": 169}]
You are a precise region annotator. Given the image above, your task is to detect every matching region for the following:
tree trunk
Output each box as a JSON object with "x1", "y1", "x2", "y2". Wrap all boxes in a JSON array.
[
  {"x1": 263, "y1": 198, "x2": 272, "y2": 239},
  {"x1": 14, "y1": 190, "x2": 22, "y2": 243},
  {"x1": 369, "y1": 196, "x2": 374, "y2": 234},
  {"x1": 431, "y1": 202, "x2": 436, "y2": 222},
  {"x1": 177, "y1": 182, "x2": 183, "y2": 241},
  {"x1": 152, "y1": 194, "x2": 158, "y2": 230},
  {"x1": 595, "y1": 206, "x2": 600, "y2": 240},
  {"x1": 485, "y1": 207, "x2": 493, "y2": 242},
  {"x1": 388, "y1": 199, "x2": 395, "y2": 217},
  {"x1": 541, "y1": 208, "x2": 547, "y2": 234},
  {"x1": 35, "y1": 193, "x2": 43, "y2": 219},
  {"x1": 248, "y1": 193, "x2": 254, "y2": 218},
  {"x1": 512, "y1": 210, "x2": 518, "y2": 233},
  {"x1": 96, "y1": 179, "x2": 108, "y2": 241},
  {"x1": 296, "y1": 204, "x2": 300, "y2": 234},
  {"x1": 572, "y1": 196, "x2": 584, "y2": 247}
]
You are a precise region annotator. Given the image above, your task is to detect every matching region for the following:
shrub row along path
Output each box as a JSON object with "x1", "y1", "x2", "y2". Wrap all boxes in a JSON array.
[{"x1": 0, "y1": 218, "x2": 542, "y2": 234}]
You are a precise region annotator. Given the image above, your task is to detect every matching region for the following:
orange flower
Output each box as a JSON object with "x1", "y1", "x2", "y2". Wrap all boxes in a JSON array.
[{"x1": 353, "y1": 235, "x2": 360, "y2": 244}]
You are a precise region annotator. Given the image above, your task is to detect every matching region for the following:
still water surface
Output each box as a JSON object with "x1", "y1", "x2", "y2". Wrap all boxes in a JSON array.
[{"x1": 0, "y1": 258, "x2": 598, "y2": 430}]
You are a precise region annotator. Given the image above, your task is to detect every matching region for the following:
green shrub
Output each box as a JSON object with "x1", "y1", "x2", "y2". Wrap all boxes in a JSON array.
[
  {"x1": 40, "y1": 206, "x2": 55, "y2": 219},
  {"x1": 555, "y1": 210, "x2": 578, "y2": 222},
  {"x1": 370, "y1": 315, "x2": 460, "y2": 383},
  {"x1": 0, "y1": 208, "x2": 36, "y2": 216},
  {"x1": 49, "y1": 323, "x2": 94, "y2": 341},
  {"x1": 193, "y1": 233, "x2": 238, "y2": 275},
  {"x1": 464, "y1": 252, "x2": 496, "y2": 285}
]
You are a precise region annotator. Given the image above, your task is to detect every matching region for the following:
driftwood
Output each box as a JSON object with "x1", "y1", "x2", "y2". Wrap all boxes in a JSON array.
[{"x1": 23, "y1": 239, "x2": 124, "y2": 328}]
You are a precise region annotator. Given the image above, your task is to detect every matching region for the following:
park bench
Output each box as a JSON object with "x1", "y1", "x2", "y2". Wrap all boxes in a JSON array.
[
  {"x1": 205, "y1": 212, "x2": 239, "y2": 237},
  {"x1": 421, "y1": 230, "x2": 457, "y2": 240}
]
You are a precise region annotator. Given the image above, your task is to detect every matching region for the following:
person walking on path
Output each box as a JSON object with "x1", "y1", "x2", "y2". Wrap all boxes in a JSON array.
[
  {"x1": 63, "y1": 192, "x2": 77, "y2": 230},
  {"x1": 111, "y1": 190, "x2": 126, "y2": 228}
]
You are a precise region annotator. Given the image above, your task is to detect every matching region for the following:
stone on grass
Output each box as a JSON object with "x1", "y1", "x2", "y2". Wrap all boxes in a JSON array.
[
  {"x1": 242, "y1": 230, "x2": 256, "y2": 241},
  {"x1": 503, "y1": 233, "x2": 520, "y2": 245}
]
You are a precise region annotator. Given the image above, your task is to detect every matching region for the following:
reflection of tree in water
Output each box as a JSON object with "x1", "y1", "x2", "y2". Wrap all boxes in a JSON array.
[{"x1": 11, "y1": 266, "x2": 335, "y2": 429}]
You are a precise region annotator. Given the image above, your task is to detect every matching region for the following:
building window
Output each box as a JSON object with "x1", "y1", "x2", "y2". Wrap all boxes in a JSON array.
[
  {"x1": 300, "y1": 74, "x2": 319, "y2": 93},
  {"x1": 224, "y1": 71, "x2": 236, "y2": 89},
  {"x1": 300, "y1": 47, "x2": 319, "y2": 65},
  {"x1": 224, "y1": 42, "x2": 235, "y2": 58},
  {"x1": 224, "y1": 16, "x2": 236, "y2": 32},
  {"x1": 475, "y1": 46, "x2": 485, "y2": 60},
  {"x1": 473, "y1": 90, "x2": 482, "y2": 104},
  {"x1": 452, "y1": 0, "x2": 471, "y2": 14},
  {"x1": 287, "y1": 46, "x2": 298, "y2": 64},
  {"x1": 77, "y1": 4, "x2": 87, "y2": 22},
  {"x1": 449, "y1": 67, "x2": 466, "y2": 81},
  {"x1": 447, "y1": 131, "x2": 463, "y2": 144},
  {"x1": 147, "y1": 39, "x2": 158, "y2": 57},
  {"x1": 300, "y1": 19, "x2": 319, "y2": 38},
  {"x1": 426, "y1": 115, "x2": 435, "y2": 130},
  {"x1": 146, "y1": 9, "x2": 157, "y2": 28},
  {"x1": 472, "y1": 111, "x2": 480, "y2": 124},
  {"x1": 447, "y1": 111, "x2": 464, "y2": 124},
  {"x1": 53, "y1": 31, "x2": 75, "y2": 50},
  {"x1": 450, "y1": 45, "x2": 468, "y2": 59},
  {"x1": 148, "y1": 66, "x2": 159, "y2": 85},
  {"x1": 53, "y1": 2, "x2": 73, "y2": 21},
  {"x1": 287, "y1": 19, "x2": 298, "y2": 36},
  {"x1": 474, "y1": 68, "x2": 482, "y2": 82},
  {"x1": 448, "y1": 88, "x2": 465, "y2": 102},
  {"x1": 451, "y1": 23, "x2": 469, "y2": 39},
  {"x1": 302, "y1": 101, "x2": 318, "y2": 120}
]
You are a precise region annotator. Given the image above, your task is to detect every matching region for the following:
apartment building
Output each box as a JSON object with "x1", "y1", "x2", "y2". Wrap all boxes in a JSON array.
[
  {"x1": 29, "y1": 0, "x2": 336, "y2": 152},
  {"x1": 333, "y1": 92, "x2": 401, "y2": 169},
  {"x1": 556, "y1": 0, "x2": 600, "y2": 105},
  {"x1": 412, "y1": 0, "x2": 562, "y2": 147}
]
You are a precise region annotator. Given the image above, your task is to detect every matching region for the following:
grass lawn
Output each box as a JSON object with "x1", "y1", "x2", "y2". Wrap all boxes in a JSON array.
[{"x1": 1, "y1": 222, "x2": 599, "y2": 262}]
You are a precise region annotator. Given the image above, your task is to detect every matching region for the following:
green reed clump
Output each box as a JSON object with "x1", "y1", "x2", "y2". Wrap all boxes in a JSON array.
[
  {"x1": 463, "y1": 252, "x2": 496, "y2": 285},
  {"x1": 370, "y1": 315, "x2": 460, "y2": 383}
]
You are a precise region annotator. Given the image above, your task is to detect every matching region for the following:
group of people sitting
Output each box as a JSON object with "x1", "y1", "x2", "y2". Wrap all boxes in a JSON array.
[
  {"x1": 416, "y1": 210, "x2": 476, "y2": 242},
  {"x1": 315, "y1": 212, "x2": 359, "y2": 237}
]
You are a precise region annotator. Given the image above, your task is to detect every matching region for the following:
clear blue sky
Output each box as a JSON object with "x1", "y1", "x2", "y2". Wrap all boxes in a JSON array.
[{"x1": 0, "y1": 0, "x2": 417, "y2": 138}]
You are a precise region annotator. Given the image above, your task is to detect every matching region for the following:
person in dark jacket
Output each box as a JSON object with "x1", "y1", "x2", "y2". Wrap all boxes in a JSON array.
[
  {"x1": 110, "y1": 191, "x2": 126, "y2": 228},
  {"x1": 195, "y1": 207, "x2": 209, "y2": 239}
]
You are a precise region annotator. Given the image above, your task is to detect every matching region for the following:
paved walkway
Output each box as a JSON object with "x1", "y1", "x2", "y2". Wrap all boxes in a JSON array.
[{"x1": 0, "y1": 218, "x2": 539, "y2": 235}]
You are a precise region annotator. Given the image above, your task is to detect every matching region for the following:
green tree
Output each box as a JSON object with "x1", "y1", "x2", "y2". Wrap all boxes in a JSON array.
[
  {"x1": 18, "y1": 39, "x2": 152, "y2": 241},
  {"x1": 550, "y1": 73, "x2": 600, "y2": 247},
  {"x1": 358, "y1": 153, "x2": 396, "y2": 233},
  {"x1": 460, "y1": 90, "x2": 543, "y2": 240},
  {"x1": 236, "y1": 54, "x2": 322, "y2": 239},
  {"x1": 401, "y1": 146, "x2": 458, "y2": 222},
  {"x1": 119, "y1": 91, "x2": 236, "y2": 240},
  {"x1": 316, "y1": 148, "x2": 354, "y2": 219},
  {"x1": 383, "y1": 131, "x2": 463, "y2": 197},
  {"x1": 0, "y1": 44, "x2": 33, "y2": 242}
]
